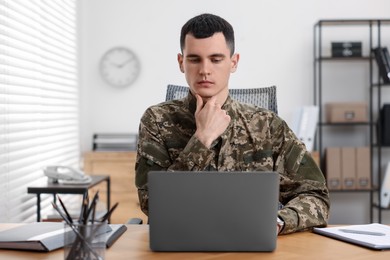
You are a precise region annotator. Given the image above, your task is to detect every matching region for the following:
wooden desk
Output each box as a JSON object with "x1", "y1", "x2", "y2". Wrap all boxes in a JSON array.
[
  {"x1": 27, "y1": 175, "x2": 110, "y2": 222},
  {"x1": 0, "y1": 225, "x2": 389, "y2": 259}
]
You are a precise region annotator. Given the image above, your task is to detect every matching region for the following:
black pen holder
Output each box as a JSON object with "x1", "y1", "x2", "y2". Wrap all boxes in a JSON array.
[{"x1": 64, "y1": 222, "x2": 107, "y2": 260}]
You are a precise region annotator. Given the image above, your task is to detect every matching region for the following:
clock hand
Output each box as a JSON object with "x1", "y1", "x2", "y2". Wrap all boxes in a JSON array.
[
  {"x1": 118, "y1": 57, "x2": 135, "y2": 68},
  {"x1": 110, "y1": 62, "x2": 121, "y2": 68}
]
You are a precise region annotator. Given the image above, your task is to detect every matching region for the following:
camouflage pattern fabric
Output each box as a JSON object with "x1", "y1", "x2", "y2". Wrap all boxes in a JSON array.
[{"x1": 135, "y1": 92, "x2": 330, "y2": 234}]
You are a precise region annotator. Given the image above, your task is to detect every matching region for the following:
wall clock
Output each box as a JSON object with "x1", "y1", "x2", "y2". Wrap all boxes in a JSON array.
[{"x1": 100, "y1": 46, "x2": 141, "y2": 87}]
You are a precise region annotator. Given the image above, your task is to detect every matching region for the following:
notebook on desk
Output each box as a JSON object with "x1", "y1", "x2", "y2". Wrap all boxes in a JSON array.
[
  {"x1": 0, "y1": 222, "x2": 127, "y2": 252},
  {"x1": 148, "y1": 171, "x2": 279, "y2": 252},
  {"x1": 313, "y1": 223, "x2": 390, "y2": 250}
]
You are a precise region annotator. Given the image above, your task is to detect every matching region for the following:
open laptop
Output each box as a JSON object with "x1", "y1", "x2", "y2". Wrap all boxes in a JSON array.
[{"x1": 148, "y1": 171, "x2": 279, "y2": 252}]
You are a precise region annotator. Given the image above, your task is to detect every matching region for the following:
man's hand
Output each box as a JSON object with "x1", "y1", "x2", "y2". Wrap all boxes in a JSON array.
[
  {"x1": 194, "y1": 94, "x2": 231, "y2": 148},
  {"x1": 277, "y1": 217, "x2": 284, "y2": 235}
]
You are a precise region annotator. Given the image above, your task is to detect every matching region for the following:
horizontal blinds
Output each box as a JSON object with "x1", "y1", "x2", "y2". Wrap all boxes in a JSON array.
[{"x1": 0, "y1": 0, "x2": 79, "y2": 222}]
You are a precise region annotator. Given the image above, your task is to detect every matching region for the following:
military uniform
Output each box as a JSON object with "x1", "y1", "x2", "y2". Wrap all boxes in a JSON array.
[{"x1": 135, "y1": 93, "x2": 330, "y2": 234}]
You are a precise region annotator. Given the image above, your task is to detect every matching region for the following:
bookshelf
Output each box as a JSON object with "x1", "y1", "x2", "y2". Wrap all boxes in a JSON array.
[{"x1": 313, "y1": 19, "x2": 390, "y2": 223}]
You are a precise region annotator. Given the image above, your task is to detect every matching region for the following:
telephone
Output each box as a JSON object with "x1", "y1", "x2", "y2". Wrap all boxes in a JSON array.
[{"x1": 43, "y1": 166, "x2": 92, "y2": 185}]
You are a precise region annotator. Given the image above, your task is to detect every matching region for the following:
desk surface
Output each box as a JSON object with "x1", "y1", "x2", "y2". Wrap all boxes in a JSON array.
[
  {"x1": 27, "y1": 175, "x2": 109, "y2": 194},
  {"x1": 0, "y1": 224, "x2": 390, "y2": 259}
]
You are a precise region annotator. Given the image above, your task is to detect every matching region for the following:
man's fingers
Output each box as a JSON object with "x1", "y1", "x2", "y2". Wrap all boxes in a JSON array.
[
  {"x1": 207, "y1": 96, "x2": 219, "y2": 107},
  {"x1": 195, "y1": 94, "x2": 203, "y2": 114}
]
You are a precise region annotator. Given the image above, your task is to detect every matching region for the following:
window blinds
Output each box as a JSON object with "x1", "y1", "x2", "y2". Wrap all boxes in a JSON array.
[{"x1": 0, "y1": 0, "x2": 79, "y2": 222}]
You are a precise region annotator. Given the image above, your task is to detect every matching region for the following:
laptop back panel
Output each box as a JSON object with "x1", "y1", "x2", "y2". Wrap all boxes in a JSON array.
[{"x1": 148, "y1": 171, "x2": 279, "y2": 252}]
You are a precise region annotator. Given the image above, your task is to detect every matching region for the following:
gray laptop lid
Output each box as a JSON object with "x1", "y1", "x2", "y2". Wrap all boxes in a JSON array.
[{"x1": 148, "y1": 171, "x2": 279, "y2": 252}]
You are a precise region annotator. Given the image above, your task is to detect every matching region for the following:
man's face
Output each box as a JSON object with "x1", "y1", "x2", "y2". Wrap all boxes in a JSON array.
[{"x1": 178, "y1": 32, "x2": 239, "y2": 103}]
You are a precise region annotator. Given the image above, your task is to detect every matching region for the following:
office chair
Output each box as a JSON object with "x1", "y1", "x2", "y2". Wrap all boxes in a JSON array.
[
  {"x1": 128, "y1": 84, "x2": 278, "y2": 224},
  {"x1": 165, "y1": 84, "x2": 278, "y2": 114}
]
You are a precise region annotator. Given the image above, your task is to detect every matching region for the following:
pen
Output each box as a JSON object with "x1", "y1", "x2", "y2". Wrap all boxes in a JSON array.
[
  {"x1": 339, "y1": 229, "x2": 386, "y2": 236},
  {"x1": 86, "y1": 191, "x2": 99, "y2": 223},
  {"x1": 57, "y1": 195, "x2": 73, "y2": 223},
  {"x1": 100, "y1": 202, "x2": 119, "y2": 222}
]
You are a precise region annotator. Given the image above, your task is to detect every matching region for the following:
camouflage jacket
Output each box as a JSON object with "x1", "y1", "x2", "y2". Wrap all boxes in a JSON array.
[{"x1": 135, "y1": 93, "x2": 330, "y2": 234}]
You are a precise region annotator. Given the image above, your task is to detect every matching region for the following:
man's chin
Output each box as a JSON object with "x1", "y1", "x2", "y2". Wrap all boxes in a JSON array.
[
  {"x1": 195, "y1": 93, "x2": 212, "y2": 102},
  {"x1": 191, "y1": 88, "x2": 214, "y2": 99}
]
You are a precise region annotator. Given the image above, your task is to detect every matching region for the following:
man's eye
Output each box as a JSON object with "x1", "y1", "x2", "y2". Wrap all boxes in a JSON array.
[
  {"x1": 211, "y1": 58, "x2": 223, "y2": 63},
  {"x1": 187, "y1": 58, "x2": 200, "y2": 63}
]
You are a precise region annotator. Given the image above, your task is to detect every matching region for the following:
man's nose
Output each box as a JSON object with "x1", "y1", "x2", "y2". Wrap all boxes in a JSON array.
[{"x1": 199, "y1": 61, "x2": 211, "y2": 75}]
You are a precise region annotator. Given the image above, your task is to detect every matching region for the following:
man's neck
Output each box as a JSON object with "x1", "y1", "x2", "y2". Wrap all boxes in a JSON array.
[{"x1": 201, "y1": 88, "x2": 229, "y2": 105}]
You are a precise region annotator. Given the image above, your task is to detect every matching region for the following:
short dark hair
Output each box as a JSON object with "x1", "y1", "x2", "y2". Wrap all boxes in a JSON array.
[{"x1": 180, "y1": 13, "x2": 235, "y2": 56}]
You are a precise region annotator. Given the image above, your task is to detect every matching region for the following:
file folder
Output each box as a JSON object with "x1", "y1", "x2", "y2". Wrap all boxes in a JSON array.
[
  {"x1": 380, "y1": 162, "x2": 390, "y2": 208},
  {"x1": 291, "y1": 106, "x2": 319, "y2": 152},
  {"x1": 341, "y1": 147, "x2": 356, "y2": 190},
  {"x1": 326, "y1": 147, "x2": 342, "y2": 190},
  {"x1": 355, "y1": 147, "x2": 370, "y2": 190}
]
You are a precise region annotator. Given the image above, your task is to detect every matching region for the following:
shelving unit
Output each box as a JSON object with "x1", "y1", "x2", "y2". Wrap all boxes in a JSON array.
[{"x1": 313, "y1": 19, "x2": 390, "y2": 223}]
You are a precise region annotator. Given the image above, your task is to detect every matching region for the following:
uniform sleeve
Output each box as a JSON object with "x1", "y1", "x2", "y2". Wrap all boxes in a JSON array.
[
  {"x1": 272, "y1": 119, "x2": 330, "y2": 235},
  {"x1": 135, "y1": 108, "x2": 215, "y2": 216}
]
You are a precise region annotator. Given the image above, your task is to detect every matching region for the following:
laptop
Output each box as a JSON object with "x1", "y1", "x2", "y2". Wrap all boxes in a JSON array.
[{"x1": 148, "y1": 171, "x2": 279, "y2": 252}]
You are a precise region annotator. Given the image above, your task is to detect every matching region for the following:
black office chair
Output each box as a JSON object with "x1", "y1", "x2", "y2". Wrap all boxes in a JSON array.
[{"x1": 128, "y1": 84, "x2": 278, "y2": 224}]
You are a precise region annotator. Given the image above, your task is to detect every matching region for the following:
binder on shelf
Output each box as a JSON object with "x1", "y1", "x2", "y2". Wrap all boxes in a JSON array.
[
  {"x1": 382, "y1": 47, "x2": 390, "y2": 83},
  {"x1": 326, "y1": 147, "x2": 342, "y2": 190},
  {"x1": 373, "y1": 47, "x2": 390, "y2": 83},
  {"x1": 291, "y1": 106, "x2": 319, "y2": 152},
  {"x1": 355, "y1": 147, "x2": 371, "y2": 190},
  {"x1": 341, "y1": 147, "x2": 356, "y2": 190},
  {"x1": 379, "y1": 104, "x2": 390, "y2": 146},
  {"x1": 380, "y1": 162, "x2": 390, "y2": 209}
]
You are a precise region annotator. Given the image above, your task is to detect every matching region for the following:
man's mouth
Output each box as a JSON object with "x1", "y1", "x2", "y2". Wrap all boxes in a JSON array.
[{"x1": 197, "y1": 80, "x2": 213, "y2": 87}]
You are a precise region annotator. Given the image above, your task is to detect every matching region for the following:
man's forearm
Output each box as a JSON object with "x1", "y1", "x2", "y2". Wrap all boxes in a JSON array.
[{"x1": 278, "y1": 195, "x2": 329, "y2": 234}]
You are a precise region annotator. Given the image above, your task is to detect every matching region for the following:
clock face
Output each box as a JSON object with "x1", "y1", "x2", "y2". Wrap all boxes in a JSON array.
[{"x1": 100, "y1": 47, "x2": 141, "y2": 87}]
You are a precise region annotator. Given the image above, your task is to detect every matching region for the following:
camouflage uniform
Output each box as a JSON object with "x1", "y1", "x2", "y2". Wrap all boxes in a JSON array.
[{"x1": 135, "y1": 93, "x2": 330, "y2": 234}]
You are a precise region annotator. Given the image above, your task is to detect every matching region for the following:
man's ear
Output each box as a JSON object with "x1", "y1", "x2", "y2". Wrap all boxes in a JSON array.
[
  {"x1": 177, "y1": 53, "x2": 184, "y2": 73},
  {"x1": 230, "y1": 53, "x2": 240, "y2": 73}
]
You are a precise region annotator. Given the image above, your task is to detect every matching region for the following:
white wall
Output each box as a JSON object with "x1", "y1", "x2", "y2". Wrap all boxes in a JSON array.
[
  {"x1": 78, "y1": 0, "x2": 390, "y2": 224},
  {"x1": 79, "y1": 0, "x2": 390, "y2": 151}
]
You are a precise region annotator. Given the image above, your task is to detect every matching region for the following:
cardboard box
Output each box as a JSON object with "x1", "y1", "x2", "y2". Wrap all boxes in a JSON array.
[
  {"x1": 326, "y1": 146, "x2": 370, "y2": 190},
  {"x1": 331, "y1": 42, "x2": 362, "y2": 57},
  {"x1": 355, "y1": 147, "x2": 371, "y2": 190},
  {"x1": 341, "y1": 147, "x2": 356, "y2": 189},
  {"x1": 326, "y1": 147, "x2": 342, "y2": 190},
  {"x1": 326, "y1": 102, "x2": 368, "y2": 123}
]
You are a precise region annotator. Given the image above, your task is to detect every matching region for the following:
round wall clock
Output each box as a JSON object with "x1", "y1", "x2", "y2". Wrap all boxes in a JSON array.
[{"x1": 100, "y1": 46, "x2": 141, "y2": 87}]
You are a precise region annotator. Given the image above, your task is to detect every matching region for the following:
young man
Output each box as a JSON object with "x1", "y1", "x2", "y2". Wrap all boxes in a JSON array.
[{"x1": 135, "y1": 13, "x2": 329, "y2": 235}]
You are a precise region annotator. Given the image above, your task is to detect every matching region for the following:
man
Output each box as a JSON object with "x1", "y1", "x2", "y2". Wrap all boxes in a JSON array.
[{"x1": 135, "y1": 13, "x2": 329, "y2": 235}]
